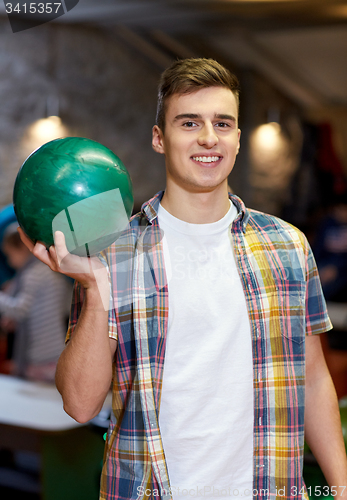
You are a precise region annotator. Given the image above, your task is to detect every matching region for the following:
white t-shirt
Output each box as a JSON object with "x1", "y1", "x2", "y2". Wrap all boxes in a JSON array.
[{"x1": 157, "y1": 201, "x2": 254, "y2": 499}]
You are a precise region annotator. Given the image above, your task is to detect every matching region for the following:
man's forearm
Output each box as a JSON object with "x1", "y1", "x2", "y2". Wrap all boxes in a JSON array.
[
  {"x1": 55, "y1": 285, "x2": 113, "y2": 423},
  {"x1": 17, "y1": 228, "x2": 116, "y2": 422}
]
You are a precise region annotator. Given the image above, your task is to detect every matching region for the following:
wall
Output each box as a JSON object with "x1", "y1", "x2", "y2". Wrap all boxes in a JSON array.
[
  {"x1": 0, "y1": 19, "x2": 318, "y2": 219},
  {"x1": 0, "y1": 20, "x2": 166, "y2": 211}
]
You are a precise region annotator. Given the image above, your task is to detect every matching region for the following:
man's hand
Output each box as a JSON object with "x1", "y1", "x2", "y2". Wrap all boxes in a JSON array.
[{"x1": 18, "y1": 227, "x2": 110, "y2": 308}]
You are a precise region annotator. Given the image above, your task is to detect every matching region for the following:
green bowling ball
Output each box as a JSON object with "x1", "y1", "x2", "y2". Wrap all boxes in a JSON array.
[{"x1": 13, "y1": 137, "x2": 133, "y2": 256}]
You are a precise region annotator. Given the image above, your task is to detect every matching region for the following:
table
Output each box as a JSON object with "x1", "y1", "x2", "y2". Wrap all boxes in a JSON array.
[{"x1": 0, "y1": 374, "x2": 111, "y2": 500}]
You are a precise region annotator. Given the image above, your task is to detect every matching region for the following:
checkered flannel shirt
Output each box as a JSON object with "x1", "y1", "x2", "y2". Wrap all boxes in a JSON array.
[{"x1": 66, "y1": 191, "x2": 332, "y2": 500}]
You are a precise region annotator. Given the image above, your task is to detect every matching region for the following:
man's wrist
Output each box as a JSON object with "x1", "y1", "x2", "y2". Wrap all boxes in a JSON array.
[{"x1": 83, "y1": 274, "x2": 111, "y2": 312}]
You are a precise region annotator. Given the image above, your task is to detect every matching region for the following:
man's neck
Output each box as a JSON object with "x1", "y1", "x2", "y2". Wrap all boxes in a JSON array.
[{"x1": 160, "y1": 184, "x2": 231, "y2": 224}]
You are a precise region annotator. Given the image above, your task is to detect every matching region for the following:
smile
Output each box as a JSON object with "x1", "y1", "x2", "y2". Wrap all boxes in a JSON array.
[{"x1": 192, "y1": 156, "x2": 221, "y2": 163}]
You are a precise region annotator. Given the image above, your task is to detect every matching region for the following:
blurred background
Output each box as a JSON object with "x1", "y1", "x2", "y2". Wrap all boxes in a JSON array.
[{"x1": 0, "y1": 0, "x2": 347, "y2": 499}]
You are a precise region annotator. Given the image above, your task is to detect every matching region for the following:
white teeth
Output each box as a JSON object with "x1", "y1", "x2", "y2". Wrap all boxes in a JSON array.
[{"x1": 193, "y1": 156, "x2": 220, "y2": 163}]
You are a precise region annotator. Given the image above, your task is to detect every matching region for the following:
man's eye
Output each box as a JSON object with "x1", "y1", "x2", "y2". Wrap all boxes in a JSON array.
[
  {"x1": 216, "y1": 122, "x2": 230, "y2": 128},
  {"x1": 183, "y1": 121, "x2": 196, "y2": 127}
]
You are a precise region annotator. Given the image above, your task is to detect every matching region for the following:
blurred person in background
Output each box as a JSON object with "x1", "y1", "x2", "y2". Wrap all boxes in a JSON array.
[
  {"x1": 314, "y1": 193, "x2": 347, "y2": 304},
  {"x1": 0, "y1": 223, "x2": 72, "y2": 383},
  {"x1": 313, "y1": 193, "x2": 347, "y2": 396}
]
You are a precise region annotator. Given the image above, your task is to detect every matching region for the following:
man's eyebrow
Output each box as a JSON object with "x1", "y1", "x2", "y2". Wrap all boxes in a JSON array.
[
  {"x1": 215, "y1": 114, "x2": 237, "y2": 122},
  {"x1": 173, "y1": 113, "x2": 201, "y2": 122},
  {"x1": 173, "y1": 113, "x2": 237, "y2": 122}
]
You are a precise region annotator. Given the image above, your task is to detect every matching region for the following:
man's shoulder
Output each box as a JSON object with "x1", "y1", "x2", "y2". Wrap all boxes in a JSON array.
[
  {"x1": 247, "y1": 207, "x2": 300, "y2": 230},
  {"x1": 230, "y1": 194, "x2": 305, "y2": 244},
  {"x1": 100, "y1": 194, "x2": 162, "y2": 259},
  {"x1": 123, "y1": 191, "x2": 164, "y2": 230},
  {"x1": 246, "y1": 207, "x2": 307, "y2": 247}
]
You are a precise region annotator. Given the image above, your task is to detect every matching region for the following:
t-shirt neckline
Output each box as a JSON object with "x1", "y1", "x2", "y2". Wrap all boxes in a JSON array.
[{"x1": 157, "y1": 200, "x2": 238, "y2": 235}]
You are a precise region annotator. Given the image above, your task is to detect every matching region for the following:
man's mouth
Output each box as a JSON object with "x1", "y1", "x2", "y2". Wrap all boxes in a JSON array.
[{"x1": 191, "y1": 155, "x2": 222, "y2": 164}]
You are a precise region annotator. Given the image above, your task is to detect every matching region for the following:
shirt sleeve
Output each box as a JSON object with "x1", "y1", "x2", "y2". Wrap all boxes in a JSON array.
[
  {"x1": 65, "y1": 252, "x2": 118, "y2": 344},
  {"x1": 304, "y1": 237, "x2": 333, "y2": 336}
]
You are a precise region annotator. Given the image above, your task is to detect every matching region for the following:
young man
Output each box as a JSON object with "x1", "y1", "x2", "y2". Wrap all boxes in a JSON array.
[{"x1": 20, "y1": 58, "x2": 347, "y2": 499}]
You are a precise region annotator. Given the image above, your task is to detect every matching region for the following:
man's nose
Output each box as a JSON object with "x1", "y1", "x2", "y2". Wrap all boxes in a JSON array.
[{"x1": 197, "y1": 123, "x2": 218, "y2": 148}]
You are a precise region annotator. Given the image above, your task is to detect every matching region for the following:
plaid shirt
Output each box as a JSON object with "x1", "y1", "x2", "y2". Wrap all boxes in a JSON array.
[{"x1": 67, "y1": 191, "x2": 332, "y2": 500}]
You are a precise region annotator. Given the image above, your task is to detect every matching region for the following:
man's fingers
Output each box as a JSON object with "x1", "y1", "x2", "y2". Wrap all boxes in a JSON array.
[
  {"x1": 18, "y1": 228, "x2": 102, "y2": 282},
  {"x1": 19, "y1": 228, "x2": 104, "y2": 281},
  {"x1": 53, "y1": 231, "x2": 70, "y2": 266},
  {"x1": 32, "y1": 241, "x2": 56, "y2": 268},
  {"x1": 53, "y1": 231, "x2": 95, "y2": 275},
  {"x1": 17, "y1": 226, "x2": 59, "y2": 270}
]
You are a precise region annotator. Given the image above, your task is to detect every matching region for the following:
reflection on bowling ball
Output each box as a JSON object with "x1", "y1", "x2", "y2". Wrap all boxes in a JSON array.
[{"x1": 13, "y1": 137, "x2": 133, "y2": 256}]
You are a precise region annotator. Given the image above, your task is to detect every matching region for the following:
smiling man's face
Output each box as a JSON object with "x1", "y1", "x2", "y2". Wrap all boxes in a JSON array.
[{"x1": 152, "y1": 86, "x2": 240, "y2": 194}]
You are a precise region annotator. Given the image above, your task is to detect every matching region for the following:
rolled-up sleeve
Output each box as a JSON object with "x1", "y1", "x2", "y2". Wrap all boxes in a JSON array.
[{"x1": 304, "y1": 237, "x2": 333, "y2": 336}]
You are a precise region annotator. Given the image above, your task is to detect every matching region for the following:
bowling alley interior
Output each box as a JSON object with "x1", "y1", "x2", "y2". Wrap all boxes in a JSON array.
[{"x1": 0, "y1": 1, "x2": 347, "y2": 499}]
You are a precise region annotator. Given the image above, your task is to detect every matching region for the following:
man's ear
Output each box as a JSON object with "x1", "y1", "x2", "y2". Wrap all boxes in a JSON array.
[
  {"x1": 236, "y1": 129, "x2": 241, "y2": 155},
  {"x1": 152, "y1": 125, "x2": 165, "y2": 154}
]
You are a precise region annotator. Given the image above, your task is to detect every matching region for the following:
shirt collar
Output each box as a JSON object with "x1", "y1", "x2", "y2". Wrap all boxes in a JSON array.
[
  {"x1": 141, "y1": 191, "x2": 165, "y2": 223},
  {"x1": 229, "y1": 194, "x2": 250, "y2": 233},
  {"x1": 141, "y1": 190, "x2": 250, "y2": 232}
]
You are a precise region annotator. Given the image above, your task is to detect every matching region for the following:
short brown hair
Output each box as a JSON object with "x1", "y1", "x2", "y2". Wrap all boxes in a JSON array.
[{"x1": 156, "y1": 58, "x2": 240, "y2": 132}]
